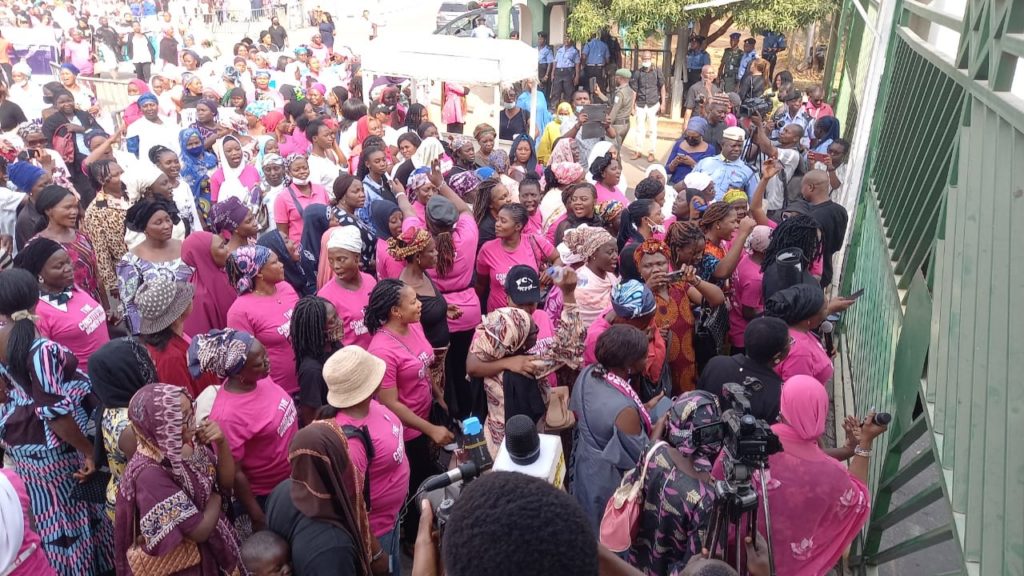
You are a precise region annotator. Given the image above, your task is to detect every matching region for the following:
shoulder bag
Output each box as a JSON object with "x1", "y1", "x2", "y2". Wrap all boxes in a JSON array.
[{"x1": 598, "y1": 440, "x2": 666, "y2": 553}]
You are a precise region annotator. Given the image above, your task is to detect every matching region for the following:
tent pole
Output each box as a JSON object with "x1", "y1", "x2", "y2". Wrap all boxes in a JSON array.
[{"x1": 494, "y1": 84, "x2": 500, "y2": 130}]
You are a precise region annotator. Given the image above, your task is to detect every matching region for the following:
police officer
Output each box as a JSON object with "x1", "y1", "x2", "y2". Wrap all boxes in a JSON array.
[{"x1": 551, "y1": 41, "x2": 581, "y2": 106}]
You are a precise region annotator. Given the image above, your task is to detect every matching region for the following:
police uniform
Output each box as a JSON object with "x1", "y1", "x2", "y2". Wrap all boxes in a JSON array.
[{"x1": 551, "y1": 44, "x2": 580, "y2": 105}]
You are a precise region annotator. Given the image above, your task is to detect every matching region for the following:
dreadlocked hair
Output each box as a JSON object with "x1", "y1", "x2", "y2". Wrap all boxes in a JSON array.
[
  {"x1": 472, "y1": 177, "x2": 503, "y2": 227},
  {"x1": 634, "y1": 176, "x2": 665, "y2": 201},
  {"x1": 290, "y1": 296, "x2": 335, "y2": 371},
  {"x1": 761, "y1": 215, "x2": 822, "y2": 272},
  {"x1": 363, "y1": 279, "x2": 405, "y2": 334},
  {"x1": 88, "y1": 159, "x2": 116, "y2": 192},
  {"x1": 435, "y1": 228, "x2": 456, "y2": 277},
  {"x1": 665, "y1": 220, "x2": 706, "y2": 268},
  {"x1": 699, "y1": 202, "x2": 734, "y2": 231},
  {"x1": 0, "y1": 269, "x2": 41, "y2": 388}
]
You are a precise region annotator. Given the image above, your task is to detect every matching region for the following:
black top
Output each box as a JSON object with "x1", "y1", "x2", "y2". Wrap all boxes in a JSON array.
[
  {"x1": 393, "y1": 158, "x2": 415, "y2": 188},
  {"x1": 269, "y1": 24, "x2": 289, "y2": 49},
  {"x1": 158, "y1": 37, "x2": 178, "y2": 64},
  {"x1": 698, "y1": 354, "x2": 782, "y2": 424},
  {"x1": 296, "y1": 357, "x2": 328, "y2": 411},
  {"x1": 499, "y1": 109, "x2": 529, "y2": 141},
  {"x1": 806, "y1": 200, "x2": 849, "y2": 286},
  {"x1": 15, "y1": 201, "x2": 43, "y2": 251},
  {"x1": 266, "y1": 479, "x2": 360, "y2": 576},
  {"x1": 417, "y1": 276, "x2": 450, "y2": 349},
  {"x1": 0, "y1": 100, "x2": 27, "y2": 133}
]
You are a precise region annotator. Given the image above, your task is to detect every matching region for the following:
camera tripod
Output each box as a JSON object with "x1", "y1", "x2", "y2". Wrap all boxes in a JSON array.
[{"x1": 704, "y1": 460, "x2": 776, "y2": 576}]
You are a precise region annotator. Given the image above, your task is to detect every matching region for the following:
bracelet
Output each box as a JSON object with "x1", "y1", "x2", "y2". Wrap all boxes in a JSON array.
[
  {"x1": 371, "y1": 548, "x2": 385, "y2": 562},
  {"x1": 854, "y1": 446, "x2": 872, "y2": 458}
]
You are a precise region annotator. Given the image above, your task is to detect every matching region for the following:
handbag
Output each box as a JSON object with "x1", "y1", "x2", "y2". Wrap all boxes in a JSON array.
[
  {"x1": 598, "y1": 441, "x2": 666, "y2": 553},
  {"x1": 694, "y1": 302, "x2": 729, "y2": 370},
  {"x1": 126, "y1": 539, "x2": 201, "y2": 576},
  {"x1": 545, "y1": 386, "x2": 575, "y2": 432},
  {"x1": 70, "y1": 469, "x2": 112, "y2": 504}
]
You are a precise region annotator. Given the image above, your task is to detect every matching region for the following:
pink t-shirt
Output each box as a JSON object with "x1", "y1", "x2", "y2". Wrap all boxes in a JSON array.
[
  {"x1": 425, "y1": 213, "x2": 481, "y2": 332},
  {"x1": 35, "y1": 289, "x2": 109, "y2": 373},
  {"x1": 318, "y1": 273, "x2": 377, "y2": 349},
  {"x1": 367, "y1": 324, "x2": 434, "y2": 440},
  {"x1": 763, "y1": 219, "x2": 824, "y2": 277},
  {"x1": 278, "y1": 130, "x2": 311, "y2": 157},
  {"x1": 728, "y1": 253, "x2": 764, "y2": 348},
  {"x1": 775, "y1": 328, "x2": 834, "y2": 385},
  {"x1": 226, "y1": 282, "x2": 300, "y2": 395},
  {"x1": 524, "y1": 210, "x2": 543, "y2": 236},
  {"x1": 273, "y1": 184, "x2": 330, "y2": 244},
  {"x1": 333, "y1": 401, "x2": 411, "y2": 536},
  {"x1": 208, "y1": 377, "x2": 298, "y2": 496},
  {"x1": 595, "y1": 182, "x2": 629, "y2": 205},
  {"x1": 2, "y1": 469, "x2": 56, "y2": 576},
  {"x1": 476, "y1": 235, "x2": 554, "y2": 313},
  {"x1": 376, "y1": 238, "x2": 405, "y2": 280}
]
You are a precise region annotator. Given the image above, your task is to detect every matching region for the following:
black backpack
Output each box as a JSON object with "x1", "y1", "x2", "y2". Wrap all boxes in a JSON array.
[{"x1": 342, "y1": 424, "x2": 375, "y2": 510}]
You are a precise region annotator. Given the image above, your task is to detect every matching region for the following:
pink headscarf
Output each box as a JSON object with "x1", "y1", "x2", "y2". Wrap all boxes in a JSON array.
[
  {"x1": 777, "y1": 375, "x2": 829, "y2": 444},
  {"x1": 122, "y1": 79, "x2": 153, "y2": 126}
]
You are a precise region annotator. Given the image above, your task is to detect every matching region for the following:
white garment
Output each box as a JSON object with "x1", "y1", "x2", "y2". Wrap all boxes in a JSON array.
[
  {"x1": 0, "y1": 471, "x2": 25, "y2": 573},
  {"x1": 7, "y1": 82, "x2": 44, "y2": 121},
  {"x1": 126, "y1": 117, "x2": 181, "y2": 164},
  {"x1": 131, "y1": 34, "x2": 153, "y2": 64},
  {"x1": 308, "y1": 153, "x2": 343, "y2": 190},
  {"x1": 584, "y1": 140, "x2": 629, "y2": 193},
  {"x1": 764, "y1": 148, "x2": 801, "y2": 211},
  {"x1": 170, "y1": 178, "x2": 202, "y2": 233},
  {"x1": 633, "y1": 103, "x2": 659, "y2": 156},
  {"x1": 0, "y1": 186, "x2": 25, "y2": 239},
  {"x1": 471, "y1": 25, "x2": 495, "y2": 39}
]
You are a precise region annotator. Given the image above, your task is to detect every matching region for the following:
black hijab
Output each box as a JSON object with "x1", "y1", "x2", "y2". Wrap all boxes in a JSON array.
[{"x1": 89, "y1": 337, "x2": 158, "y2": 468}]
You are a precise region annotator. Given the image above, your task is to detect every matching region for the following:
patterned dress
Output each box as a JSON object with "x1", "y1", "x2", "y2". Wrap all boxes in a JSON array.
[
  {"x1": 82, "y1": 193, "x2": 131, "y2": 299},
  {"x1": 653, "y1": 283, "x2": 698, "y2": 394},
  {"x1": 0, "y1": 340, "x2": 115, "y2": 576},
  {"x1": 116, "y1": 253, "x2": 195, "y2": 335},
  {"x1": 102, "y1": 407, "x2": 131, "y2": 521},
  {"x1": 628, "y1": 443, "x2": 715, "y2": 575},
  {"x1": 33, "y1": 231, "x2": 106, "y2": 304}
]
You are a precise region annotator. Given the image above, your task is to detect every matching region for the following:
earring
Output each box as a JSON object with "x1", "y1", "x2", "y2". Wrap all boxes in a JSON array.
[{"x1": 37, "y1": 276, "x2": 43, "y2": 284}]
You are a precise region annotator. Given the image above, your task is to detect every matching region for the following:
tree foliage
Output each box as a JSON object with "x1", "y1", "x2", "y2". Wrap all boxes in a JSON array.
[{"x1": 567, "y1": 0, "x2": 838, "y2": 47}]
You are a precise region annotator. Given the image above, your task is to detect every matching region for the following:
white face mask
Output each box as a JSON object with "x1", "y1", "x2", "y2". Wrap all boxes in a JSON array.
[
  {"x1": 642, "y1": 60, "x2": 652, "y2": 68},
  {"x1": 646, "y1": 218, "x2": 664, "y2": 235},
  {"x1": 291, "y1": 177, "x2": 309, "y2": 186},
  {"x1": 502, "y1": 102, "x2": 515, "y2": 110}
]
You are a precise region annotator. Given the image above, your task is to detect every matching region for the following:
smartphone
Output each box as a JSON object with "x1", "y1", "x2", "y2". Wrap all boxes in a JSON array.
[
  {"x1": 844, "y1": 288, "x2": 865, "y2": 300},
  {"x1": 665, "y1": 269, "x2": 688, "y2": 283},
  {"x1": 808, "y1": 151, "x2": 828, "y2": 163}
]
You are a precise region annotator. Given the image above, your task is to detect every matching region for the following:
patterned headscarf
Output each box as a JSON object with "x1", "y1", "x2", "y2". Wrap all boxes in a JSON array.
[
  {"x1": 126, "y1": 383, "x2": 194, "y2": 483},
  {"x1": 448, "y1": 170, "x2": 481, "y2": 198},
  {"x1": 407, "y1": 166, "x2": 431, "y2": 191},
  {"x1": 487, "y1": 149, "x2": 509, "y2": 173},
  {"x1": 611, "y1": 280, "x2": 657, "y2": 319},
  {"x1": 16, "y1": 119, "x2": 43, "y2": 140},
  {"x1": 223, "y1": 65, "x2": 241, "y2": 83},
  {"x1": 551, "y1": 161, "x2": 586, "y2": 186},
  {"x1": 597, "y1": 200, "x2": 624, "y2": 226},
  {"x1": 633, "y1": 238, "x2": 671, "y2": 268},
  {"x1": 187, "y1": 329, "x2": 255, "y2": 379},
  {"x1": 451, "y1": 135, "x2": 474, "y2": 155},
  {"x1": 473, "y1": 308, "x2": 533, "y2": 361},
  {"x1": 563, "y1": 225, "x2": 615, "y2": 261},
  {"x1": 666, "y1": 390, "x2": 723, "y2": 471},
  {"x1": 746, "y1": 224, "x2": 772, "y2": 254},
  {"x1": 245, "y1": 100, "x2": 273, "y2": 119},
  {"x1": 225, "y1": 245, "x2": 272, "y2": 295},
  {"x1": 209, "y1": 196, "x2": 249, "y2": 236},
  {"x1": 549, "y1": 137, "x2": 578, "y2": 165},
  {"x1": 723, "y1": 189, "x2": 748, "y2": 205},
  {"x1": 386, "y1": 227, "x2": 431, "y2": 260}
]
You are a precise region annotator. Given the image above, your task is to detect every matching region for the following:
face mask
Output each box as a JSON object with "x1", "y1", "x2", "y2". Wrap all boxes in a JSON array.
[
  {"x1": 685, "y1": 137, "x2": 701, "y2": 146},
  {"x1": 502, "y1": 102, "x2": 515, "y2": 110},
  {"x1": 575, "y1": 106, "x2": 583, "y2": 114},
  {"x1": 186, "y1": 144, "x2": 205, "y2": 156},
  {"x1": 642, "y1": 60, "x2": 652, "y2": 68},
  {"x1": 646, "y1": 219, "x2": 664, "y2": 235},
  {"x1": 291, "y1": 177, "x2": 309, "y2": 186}
]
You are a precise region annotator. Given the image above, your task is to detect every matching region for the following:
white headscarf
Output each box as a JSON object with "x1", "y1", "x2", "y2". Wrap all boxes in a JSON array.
[
  {"x1": 585, "y1": 140, "x2": 628, "y2": 192},
  {"x1": 412, "y1": 136, "x2": 451, "y2": 172},
  {"x1": 327, "y1": 224, "x2": 362, "y2": 253},
  {"x1": 0, "y1": 471, "x2": 25, "y2": 571},
  {"x1": 214, "y1": 135, "x2": 250, "y2": 203}
]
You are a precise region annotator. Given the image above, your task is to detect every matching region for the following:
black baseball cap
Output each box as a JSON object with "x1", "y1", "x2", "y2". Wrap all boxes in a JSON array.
[{"x1": 505, "y1": 265, "x2": 542, "y2": 305}]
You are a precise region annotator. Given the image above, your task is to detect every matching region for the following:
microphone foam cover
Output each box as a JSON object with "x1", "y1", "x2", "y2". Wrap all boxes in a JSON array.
[{"x1": 505, "y1": 414, "x2": 540, "y2": 466}]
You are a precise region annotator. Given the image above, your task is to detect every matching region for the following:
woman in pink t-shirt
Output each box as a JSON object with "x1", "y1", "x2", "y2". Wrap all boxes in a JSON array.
[
  {"x1": 518, "y1": 176, "x2": 544, "y2": 236},
  {"x1": 764, "y1": 283, "x2": 834, "y2": 385},
  {"x1": 476, "y1": 203, "x2": 558, "y2": 314},
  {"x1": 273, "y1": 155, "x2": 330, "y2": 245},
  {"x1": 14, "y1": 239, "x2": 110, "y2": 372},
  {"x1": 365, "y1": 279, "x2": 454, "y2": 517},
  {"x1": 589, "y1": 151, "x2": 629, "y2": 206},
  {"x1": 225, "y1": 245, "x2": 300, "y2": 395},
  {"x1": 728, "y1": 225, "x2": 771, "y2": 351},
  {"x1": 319, "y1": 346, "x2": 411, "y2": 573},
  {"x1": 317, "y1": 228, "x2": 377, "y2": 349},
  {"x1": 189, "y1": 330, "x2": 298, "y2": 529}
]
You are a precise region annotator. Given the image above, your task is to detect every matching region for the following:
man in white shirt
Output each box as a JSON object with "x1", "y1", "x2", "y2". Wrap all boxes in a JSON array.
[
  {"x1": 749, "y1": 116, "x2": 804, "y2": 214},
  {"x1": 7, "y1": 62, "x2": 44, "y2": 121},
  {"x1": 471, "y1": 17, "x2": 495, "y2": 39}
]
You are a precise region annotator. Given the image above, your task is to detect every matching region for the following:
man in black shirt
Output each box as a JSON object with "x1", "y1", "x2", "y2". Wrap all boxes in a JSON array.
[
  {"x1": 801, "y1": 169, "x2": 849, "y2": 286},
  {"x1": 698, "y1": 317, "x2": 791, "y2": 423},
  {"x1": 268, "y1": 16, "x2": 288, "y2": 49}
]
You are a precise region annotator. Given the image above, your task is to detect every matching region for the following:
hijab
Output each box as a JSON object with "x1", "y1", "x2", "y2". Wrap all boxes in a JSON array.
[
  {"x1": 288, "y1": 421, "x2": 372, "y2": 576},
  {"x1": 179, "y1": 127, "x2": 217, "y2": 217},
  {"x1": 214, "y1": 135, "x2": 250, "y2": 202},
  {"x1": 510, "y1": 133, "x2": 538, "y2": 173},
  {"x1": 89, "y1": 338, "x2": 158, "y2": 468},
  {"x1": 187, "y1": 329, "x2": 255, "y2": 379},
  {"x1": 225, "y1": 245, "x2": 272, "y2": 295},
  {"x1": 181, "y1": 231, "x2": 238, "y2": 335},
  {"x1": 369, "y1": 200, "x2": 400, "y2": 240},
  {"x1": 258, "y1": 229, "x2": 316, "y2": 296},
  {"x1": 299, "y1": 203, "x2": 332, "y2": 264},
  {"x1": 471, "y1": 308, "x2": 546, "y2": 430}
]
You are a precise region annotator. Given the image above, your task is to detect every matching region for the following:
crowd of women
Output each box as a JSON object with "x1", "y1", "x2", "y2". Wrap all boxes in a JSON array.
[{"x1": 0, "y1": 27, "x2": 883, "y2": 576}]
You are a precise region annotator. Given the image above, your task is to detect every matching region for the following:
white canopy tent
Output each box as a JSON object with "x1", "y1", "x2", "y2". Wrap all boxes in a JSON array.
[{"x1": 360, "y1": 35, "x2": 541, "y2": 137}]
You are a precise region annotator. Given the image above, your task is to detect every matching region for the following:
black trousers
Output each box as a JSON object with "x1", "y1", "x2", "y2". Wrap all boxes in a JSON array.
[
  {"x1": 445, "y1": 329, "x2": 482, "y2": 422},
  {"x1": 446, "y1": 122, "x2": 464, "y2": 134},
  {"x1": 538, "y1": 63, "x2": 552, "y2": 104},
  {"x1": 583, "y1": 64, "x2": 605, "y2": 96},
  {"x1": 134, "y1": 62, "x2": 151, "y2": 81},
  {"x1": 402, "y1": 434, "x2": 443, "y2": 543},
  {"x1": 550, "y1": 68, "x2": 576, "y2": 107}
]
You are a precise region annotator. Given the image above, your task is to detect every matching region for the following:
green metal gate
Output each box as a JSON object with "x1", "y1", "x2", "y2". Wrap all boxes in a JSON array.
[{"x1": 827, "y1": 0, "x2": 1024, "y2": 572}]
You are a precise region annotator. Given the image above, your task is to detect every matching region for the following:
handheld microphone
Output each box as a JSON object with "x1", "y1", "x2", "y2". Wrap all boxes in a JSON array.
[
  {"x1": 493, "y1": 415, "x2": 565, "y2": 487},
  {"x1": 420, "y1": 461, "x2": 480, "y2": 493},
  {"x1": 872, "y1": 412, "x2": 892, "y2": 426}
]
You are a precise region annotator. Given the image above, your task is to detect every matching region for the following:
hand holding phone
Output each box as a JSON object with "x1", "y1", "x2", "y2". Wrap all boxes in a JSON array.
[{"x1": 844, "y1": 288, "x2": 864, "y2": 300}]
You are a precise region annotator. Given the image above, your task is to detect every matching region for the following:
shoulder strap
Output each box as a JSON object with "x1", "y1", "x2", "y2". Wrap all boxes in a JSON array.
[
  {"x1": 286, "y1": 185, "x2": 305, "y2": 217},
  {"x1": 342, "y1": 424, "x2": 374, "y2": 510}
]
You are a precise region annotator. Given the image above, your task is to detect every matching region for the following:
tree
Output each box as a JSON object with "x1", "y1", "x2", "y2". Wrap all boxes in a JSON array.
[{"x1": 567, "y1": 0, "x2": 838, "y2": 48}]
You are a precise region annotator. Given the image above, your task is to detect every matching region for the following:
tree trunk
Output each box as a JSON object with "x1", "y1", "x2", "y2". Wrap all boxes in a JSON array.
[
  {"x1": 670, "y1": 25, "x2": 688, "y2": 120},
  {"x1": 704, "y1": 15, "x2": 735, "y2": 45}
]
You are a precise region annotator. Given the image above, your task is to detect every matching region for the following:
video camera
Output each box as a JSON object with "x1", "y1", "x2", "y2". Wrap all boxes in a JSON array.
[
  {"x1": 694, "y1": 382, "x2": 782, "y2": 472},
  {"x1": 738, "y1": 96, "x2": 772, "y2": 118}
]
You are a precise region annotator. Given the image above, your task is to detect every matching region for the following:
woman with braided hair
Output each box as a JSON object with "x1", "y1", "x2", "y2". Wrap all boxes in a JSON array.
[
  {"x1": 365, "y1": 278, "x2": 454, "y2": 545},
  {"x1": 760, "y1": 213, "x2": 824, "y2": 295},
  {"x1": 472, "y1": 176, "x2": 512, "y2": 248},
  {"x1": 290, "y1": 295, "x2": 343, "y2": 426},
  {"x1": 698, "y1": 200, "x2": 756, "y2": 282},
  {"x1": 188, "y1": 329, "x2": 298, "y2": 532},
  {"x1": 82, "y1": 160, "x2": 130, "y2": 303},
  {"x1": 476, "y1": 202, "x2": 558, "y2": 313},
  {"x1": 390, "y1": 226, "x2": 453, "y2": 411}
]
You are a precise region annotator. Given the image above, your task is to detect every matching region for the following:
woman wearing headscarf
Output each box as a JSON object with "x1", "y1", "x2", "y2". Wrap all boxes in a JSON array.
[
  {"x1": 331, "y1": 173, "x2": 377, "y2": 275},
  {"x1": 811, "y1": 115, "x2": 841, "y2": 154},
  {"x1": 83, "y1": 160, "x2": 131, "y2": 303},
  {"x1": 0, "y1": 467, "x2": 56, "y2": 575},
  {"x1": 257, "y1": 228, "x2": 316, "y2": 297},
  {"x1": 0, "y1": 268, "x2": 115, "y2": 575},
  {"x1": 537, "y1": 103, "x2": 574, "y2": 165},
  {"x1": 539, "y1": 159, "x2": 586, "y2": 235},
  {"x1": 628, "y1": 391, "x2": 724, "y2": 574},
  {"x1": 224, "y1": 245, "x2": 301, "y2": 396},
  {"x1": 569, "y1": 324, "x2": 655, "y2": 532},
  {"x1": 728, "y1": 225, "x2": 771, "y2": 353},
  {"x1": 319, "y1": 222, "x2": 379, "y2": 346},
  {"x1": 563, "y1": 224, "x2": 619, "y2": 327},
  {"x1": 211, "y1": 135, "x2": 261, "y2": 204},
  {"x1": 13, "y1": 238, "x2": 111, "y2": 371},
  {"x1": 444, "y1": 135, "x2": 477, "y2": 182},
  {"x1": 370, "y1": 199, "x2": 406, "y2": 280},
  {"x1": 117, "y1": 198, "x2": 193, "y2": 335},
  {"x1": 121, "y1": 79, "x2": 152, "y2": 127},
  {"x1": 508, "y1": 133, "x2": 541, "y2": 178},
  {"x1": 713, "y1": 376, "x2": 885, "y2": 576},
  {"x1": 665, "y1": 117, "x2": 716, "y2": 186},
  {"x1": 181, "y1": 231, "x2": 236, "y2": 336},
  {"x1": 265, "y1": 420, "x2": 379, "y2": 576},
  {"x1": 764, "y1": 283, "x2": 832, "y2": 384},
  {"x1": 189, "y1": 329, "x2": 299, "y2": 531},
  {"x1": 586, "y1": 143, "x2": 628, "y2": 202},
  {"x1": 179, "y1": 127, "x2": 219, "y2": 225},
  {"x1": 472, "y1": 123, "x2": 507, "y2": 172},
  {"x1": 88, "y1": 338, "x2": 158, "y2": 521},
  {"x1": 209, "y1": 196, "x2": 259, "y2": 254},
  {"x1": 245, "y1": 104, "x2": 273, "y2": 140},
  {"x1": 114, "y1": 383, "x2": 243, "y2": 576},
  {"x1": 251, "y1": 151, "x2": 286, "y2": 228}
]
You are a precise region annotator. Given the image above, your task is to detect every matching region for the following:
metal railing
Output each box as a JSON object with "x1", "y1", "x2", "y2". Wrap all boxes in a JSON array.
[{"x1": 49, "y1": 62, "x2": 131, "y2": 129}]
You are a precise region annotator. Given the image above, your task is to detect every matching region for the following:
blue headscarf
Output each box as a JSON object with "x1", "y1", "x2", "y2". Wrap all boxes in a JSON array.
[
  {"x1": 611, "y1": 279, "x2": 657, "y2": 319},
  {"x1": 7, "y1": 161, "x2": 46, "y2": 192},
  {"x1": 137, "y1": 92, "x2": 158, "y2": 107},
  {"x1": 685, "y1": 117, "x2": 709, "y2": 138},
  {"x1": 299, "y1": 203, "x2": 332, "y2": 264},
  {"x1": 509, "y1": 133, "x2": 538, "y2": 174},
  {"x1": 257, "y1": 229, "x2": 317, "y2": 296},
  {"x1": 178, "y1": 127, "x2": 218, "y2": 224},
  {"x1": 369, "y1": 199, "x2": 401, "y2": 240}
]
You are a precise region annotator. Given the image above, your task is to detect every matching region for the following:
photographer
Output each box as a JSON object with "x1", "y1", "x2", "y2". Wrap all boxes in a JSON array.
[
  {"x1": 726, "y1": 376, "x2": 885, "y2": 576},
  {"x1": 698, "y1": 317, "x2": 791, "y2": 423},
  {"x1": 745, "y1": 114, "x2": 804, "y2": 219},
  {"x1": 628, "y1": 391, "x2": 724, "y2": 575}
]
